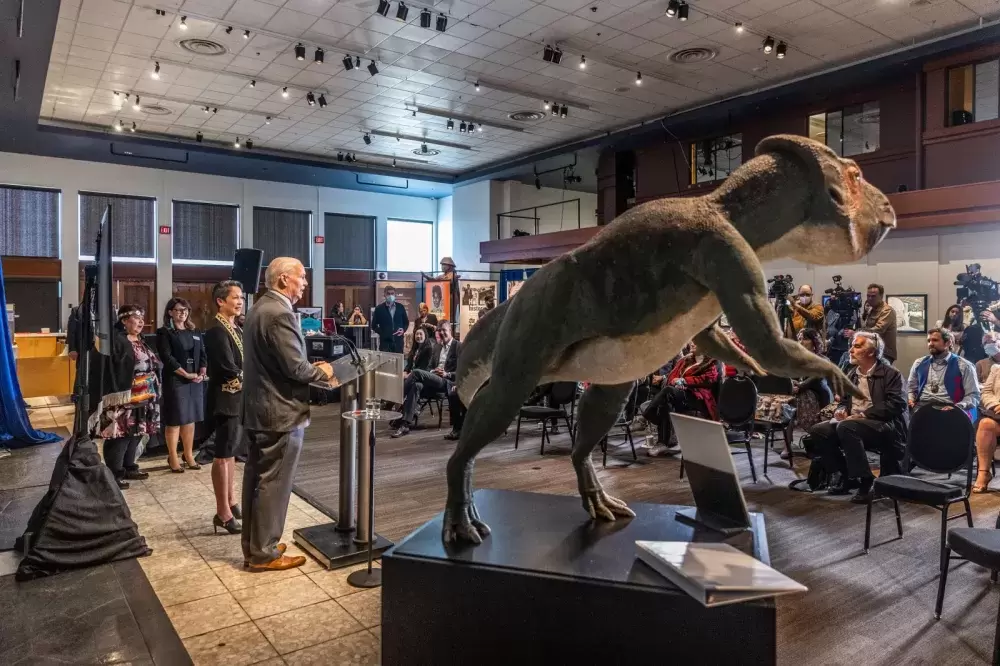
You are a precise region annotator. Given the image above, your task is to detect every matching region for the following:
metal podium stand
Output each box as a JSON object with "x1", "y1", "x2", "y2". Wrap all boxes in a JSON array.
[{"x1": 293, "y1": 349, "x2": 404, "y2": 573}]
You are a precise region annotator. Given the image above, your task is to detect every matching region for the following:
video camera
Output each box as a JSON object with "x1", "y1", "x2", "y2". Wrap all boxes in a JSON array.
[
  {"x1": 955, "y1": 263, "x2": 1000, "y2": 319},
  {"x1": 824, "y1": 275, "x2": 862, "y2": 315},
  {"x1": 767, "y1": 274, "x2": 795, "y2": 301}
]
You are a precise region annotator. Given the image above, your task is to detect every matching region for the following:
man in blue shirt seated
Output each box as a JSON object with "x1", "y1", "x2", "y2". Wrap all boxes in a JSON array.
[{"x1": 906, "y1": 327, "x2": 980, "y2": 421}]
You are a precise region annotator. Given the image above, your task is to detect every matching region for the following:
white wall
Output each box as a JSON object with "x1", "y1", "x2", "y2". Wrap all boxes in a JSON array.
[
  {"x1": 763, "y1": 224, "x2": 1000, "y2": 371},
  {"x1": 437, "y1": 195, "x2": 453, "y2": 263},
  {"x1": 451, "y1": 180, "x2": 492, "y2": 274},
  {"x1": 495, "y1": 181, "x2": 598, "y2": 238},
  {"x1": 0, "y1": 151, "x2": 441, "y2": 326}
]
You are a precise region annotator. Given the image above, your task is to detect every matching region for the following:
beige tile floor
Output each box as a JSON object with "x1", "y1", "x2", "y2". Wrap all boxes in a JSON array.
[{"x1": 38, "y1": 408, "x2": 381, "y2": 666}]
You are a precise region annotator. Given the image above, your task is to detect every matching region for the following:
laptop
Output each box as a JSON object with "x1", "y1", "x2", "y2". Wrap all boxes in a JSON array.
[{"x1": 669, "y1": 413, "x2": 753, "y2": 535}]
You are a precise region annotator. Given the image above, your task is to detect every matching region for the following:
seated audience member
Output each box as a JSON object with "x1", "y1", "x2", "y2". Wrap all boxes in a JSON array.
[
  {"x1": 976, "y1": 334, "x2": 1000, "y2": 383},
  {"x1": 642, "y1": 342, "x2": 721, "y2": 456},
  {"x1": 936, "y1": 304, "x2": 966, "y2": 355},
  {"x1": 406, "y1": 327, "x2": 434, "y2": 373},
  {"x1": 793, "y1": 329, "x2": 834, "y2": 431},
  {"x1": 974, "y1": 363, "x2": 1000, "y2": 493},
  {"x1": 906, "y1": 328, "x2": 980, "y2": 420},
  {"x1": 808, "y1": 332, "x2": 907, "y2": 502},
  {"x1": 392, "y1": 322, "x2": 460, "y2": 438},
  {"x1": 413, "y1": 302, "x2": 438, "y2": 336},
  {"x1": 348, "y1": 306, "x2": 367, "y2": 325},
  {"x1": 330, "y1": 302, "x2": 348, "y2": 329},
  {"x1": 445, "y1": 385, "x2": 466, "y2": 441}
]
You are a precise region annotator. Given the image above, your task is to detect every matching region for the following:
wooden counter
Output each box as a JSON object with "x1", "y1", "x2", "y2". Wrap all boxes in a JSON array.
[{"x1": 14, "y1": 333, "x2": 75, "y2": 398}]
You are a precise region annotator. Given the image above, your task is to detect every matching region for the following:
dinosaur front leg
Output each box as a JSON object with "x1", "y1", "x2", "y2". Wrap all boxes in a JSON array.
[
  {"x1": 693, "y1": 321, "x2": 766, "y2": 376},
  {"x1": 570, "y1": 382, "x2": 637, "y2": 521}
]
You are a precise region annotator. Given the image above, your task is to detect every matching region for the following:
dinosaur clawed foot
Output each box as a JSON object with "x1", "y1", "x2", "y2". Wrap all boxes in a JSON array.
[
  {"x1": 442, "y1": 501, "x2": 491, "y2": 545},
  {"x1": 581, "y1": 490, "x2": 635, "y2": 522}
]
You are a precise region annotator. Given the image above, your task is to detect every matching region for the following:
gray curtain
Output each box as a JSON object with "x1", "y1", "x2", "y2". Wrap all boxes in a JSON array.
[
  {"x1": 253, "y1": 208, "x2": 311, "y2": 267},
  {"x1": 80, "y1": 193, "x2": 155, "y2": 259},
  {"x1": 0, "y1": 186, "x2": 60, "y2": 258},
  {"x1": 173, "y1": 201, "x2": 239, "y2": 262},
  {"x1": 324, "y1": 213, "x2": 375, "y2": 270}
]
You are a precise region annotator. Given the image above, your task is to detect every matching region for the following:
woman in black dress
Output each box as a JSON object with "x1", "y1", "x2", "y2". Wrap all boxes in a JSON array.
[
  {"x1": 405, "y1": 326, "x2": 434, "y2": 373},
  {"x1": 157, "y1": 297, "x2": 207, "y2": 472}
]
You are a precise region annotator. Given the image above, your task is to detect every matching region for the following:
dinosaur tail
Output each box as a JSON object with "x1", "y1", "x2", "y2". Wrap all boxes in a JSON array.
[{"x1": 455, "y1": 300, "x2": 508, "y2": 406}]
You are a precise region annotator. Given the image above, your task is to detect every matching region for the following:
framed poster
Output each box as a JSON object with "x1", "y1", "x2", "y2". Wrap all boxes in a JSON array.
[
  {"x1": 376, "y1": 280, "x2": 417, "y2": 353},
  {"x1": 424, "y1": 279, "x2": 452, "y2": 322},
  {"x1": 458, "y1": 280, "x2": 498, "y2": 336},
  {"x1": 887, "y1": 294, "x2": 928, "y2": 334},
  {"x1": 297, "y1": 306, "x2": 322, "y2": 334}
]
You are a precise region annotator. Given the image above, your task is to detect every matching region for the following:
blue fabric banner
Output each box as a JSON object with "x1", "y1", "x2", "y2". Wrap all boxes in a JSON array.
[
  {"x1": 499, "y1": 269, "x2": 537, "y2": 301},
  {"x1": 0, "y1": 260, "x2": 62, "y2": 448}
]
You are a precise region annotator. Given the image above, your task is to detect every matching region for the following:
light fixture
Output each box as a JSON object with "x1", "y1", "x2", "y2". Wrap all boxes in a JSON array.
[
  {"x1": 367, "y1": 60, "x2": 379, "y2": 76},
  {"x1": 179, "y1": 16, "x2": 187, "y2": 29},
  {"x1": 203, "y1": 105, "x2": 210, "y2": 113},
  {"x1": 282, "y1": 87, "x2": 289, "y2": 98},
  {"x1": 225, "y1": 26, "x2": 233, "y2": 34},
  {"x1": 776, "y1": 41, "x2": 787, "y2": 59},
  {"x1": 421, "y1": 143, "x2": 428, "y2": 153},
  {"x1": 130, "y1": 122, "x2": 136, "y2": 132},
  {"x1": 459, "y1": 121, "x2": 467, "y2": 133},
  {"x1": 306, "y1": 92, "x2": 316, "y2": 106},
  {"x1": 213, "y1": 107, "x2": 218, "y2": 114},
  {"x1": 115, "y1": 120, "x2": 123, "y2": 132},
  {"x1": 364, "y1": 132, "x2": 372, "y2": 145},
  {"x1": 246, "y1": 139, "x2": 253, "y2": 149},
  {"x1": 560, "y1": 105, "x2": 568, "y2": 118},
  {"x1": 551, "y1": 103, "x2": 559, "y2": 117},
  {"x1": 420, "y1": 8, "x2": 431, "y2": 27},
  {"x1": 318, "y1": 94, "x2": 327, "y2": 108},
  {"x1": 666, "y1": 0, "x2": 679, "y2": 16},
  {"x1": 152, "y1": 62, "x2": 160, "y2": 79},
  {"x1": 396, "y1": 2, "x2": 409, "y2": 20},
  {"x1": 447, "y1": 119, "x2": 454, "y2": 130},
  {"x1": 338, "y1": 151, "x2": 344, "y2": 161},
  {"x1": 314, "y1": 47, "x2": 324, "y2": 64},
  {"x1": 475, "y1": 80, "x2": 480, "y2": 91},
  {"x1": 343, "y1": 54, "x2": 354, "y2": 71},
  {"x1": 763, "y1": 36, "x2": 775, "y2": 54},
  {"x1": 535, "y1": 177, "x2": 541, "y2": 190},
  {"x1": 392, "y1": 158, "x2": 397, "y2": 167},
  {"x1": 265, "y1": 116, "x2": 271, "y2": 124},
  {"x1": 196, "y1": 131, "x2": 203, "y2": 142},
  {"x1": 113, "y1": 90, "x2": 120, "y2": 98},
  {"x1": 635, "y1": 71, "x2": 642, "y2": 85},
  {"x1": 355, "y1": 56, "x2": 361, "y2": 68},
  {"x1": 477, "y1": 123, "x2": 483, "y2": 132},
  {"x1": 553, "y1": 48, "x2": 562, "y2": 64},
  {"x1": 249, "y1": 79, "x2": 256, "y2": 88},
  {"x1": 376, "y1": 0, "x2": 390, "y2": 16},
  {"x1": 543, "y1": 100, "x2": 550, "y2": 110},
  {"x1": 436, "y1": 13, "x2": 447, "y2": 32},
  {"x1": 295, "y1": 43, "x2": 305, "y2": 60},
  {"x1": 234, "y1": 137, "x2": 241, "y2": 148},
  {"x1": 243, "y1": 29, "x2": 250, "y2": 39},
  {"x1": 543, "y1": 45, "x2": 554, "y2": 62},
  {"x1": 735, "y1": 22, "x2": 744, "y2": 33},
  {"x1": 678, "y1": 2, "x2": 689, "y2": 20},
  {"x1": 411, "y1": 109, "x2": 416, "y2": 117},
  {"x1": 579, "y1": 55, "x2": 586, "y2": 69},
  {"x1": 132, "y1": 96, "x2": 141, "y2": 111}
]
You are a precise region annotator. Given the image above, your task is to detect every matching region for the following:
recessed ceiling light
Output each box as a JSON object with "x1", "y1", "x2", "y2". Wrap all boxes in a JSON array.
[
  {"x1": 543, "y1": 100, "x2": 550, "y2": 110},
  {"x1": 243, "y1": 29, "x2": 250, "y2": 39},
  {"x1": 635, "y1": 71, "x2": 642, "y2": 85},
  {"x1": 234, "y1": 137, "x2": 241, "y2": 148},
  {"x1": 179, "y1": 16, "x2": 187, "y2": 29},
  {"x1": 579, "y1": 55, "x2": 586, "y2": 69},
  {"x1": 475, "y1": 80, "x2": 480, "y2": 91},
  {"x1": 735, "y1": 22, "x2": 744, "y2": 33},
  {"x1": 282, "y1": 87, "x2": 289, "y2": 98}
]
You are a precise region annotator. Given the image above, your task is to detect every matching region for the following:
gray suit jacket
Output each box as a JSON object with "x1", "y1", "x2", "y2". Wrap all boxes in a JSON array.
[{"x1": 242, "y1": 290, "x2": 327, "y2": 432}]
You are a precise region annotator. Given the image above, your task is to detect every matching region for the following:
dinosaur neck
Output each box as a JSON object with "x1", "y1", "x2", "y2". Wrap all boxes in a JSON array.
[{"x1": 706, "y1": 154, "x2": 811, "y2": 256}]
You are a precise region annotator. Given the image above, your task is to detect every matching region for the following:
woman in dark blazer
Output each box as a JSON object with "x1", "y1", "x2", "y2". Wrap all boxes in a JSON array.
[
  {"x1": 405, "y1": 326, "x2": 434, "y2": 373},
  {"x1": 157, "y1": 297, "x2": 207, "y2": 472}
]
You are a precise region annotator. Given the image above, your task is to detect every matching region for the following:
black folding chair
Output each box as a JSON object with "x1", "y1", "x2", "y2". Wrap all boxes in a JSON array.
[
  {"x1": 414, "y1": 394, "x2": 445, "y2": 428},
  {"x1": 514, "y1": 382, "x2": 578, "y2": 454},
  {"x1": 600, "y1": 381, "x2": 640, "y2": 467},
  {"x1": 680, "y1": 375, "x2": 758, "y2": 482},
  {"x1": 864, "y1": 404, "x2": 975, "y2": 572},
  {"x1": 752, "y1": 375, "x2": 797, "y2": 474}
]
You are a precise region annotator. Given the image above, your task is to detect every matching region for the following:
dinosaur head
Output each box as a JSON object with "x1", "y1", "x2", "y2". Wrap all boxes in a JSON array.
[{"x1": 753, "y1": 135, "x2": 896, "y2": 264}]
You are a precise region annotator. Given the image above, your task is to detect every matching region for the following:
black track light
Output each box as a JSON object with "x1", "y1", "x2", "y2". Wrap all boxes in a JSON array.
[
  {"x1": 364, "y1": 132, "x2": 372, "y2": 145},
  {"x1": 411, "y1": 109, "x2": 416, "y2": 117},
  {"x1": 477, "y1": 123, "x2": 483, "y2": 132},
  {"x1": 282, "y1": 87, "x2": 289, "y2": 98},
  {"x1": 132, "y1": 96, "x2": 141, "y2": 111},
  {"x1": 243, "y1": 29, "x2": 250, "y2": 39},
  {"x1": 420, "y1": 8, "x2": 432, "y2": 27},
  {"x1": 338, "y1": 151, "x2": 344, "y2": 161},
  {"x1": 367, "y1": 60, "x2": 378, "y2": 76},
  {"x1": 447, "y1": 119, "x2": 454, "y2": 130},
  {"x1": 155, "y1": 9, "x2": 164, "y2": 16},
  {"x1": 130, "y1": 122, "x2": 136, "y2": 132},
  {"x1": 314, "y1": 47, "x2": 324, "y2": 64},
  {"x1": 306, "y1": 92, "x2": 316, "y2": 106},
  {"x1": 678, "y1": 2, "x2": 689, "y2": 20},
  {"x1": 179, "y1": 15, "x2": 188, "y2": 29},
  {"x1": 550, "y1": 103, "x2": 558, "y2": 117},
  {"x1": 459, "y1": 121, "x2": 467, "y2": 133},
  {"x1": 560, "y1": 105, "x2": 568, "y2": 118},
  {"x1": 355, "y1": 56, "x2": 361, "y2": 68},
  {"x1": 196, "y1": 131, "x2": 203, "y2": 142},
  {"x1": 318, "y1": 94, "x2": 327, "y2": 108},
  {"x1": 579, "y1": 55, "x2": 586, "y2": 69},
  {"x1": 635, "y1": 71, "x2": 642, "y2": 85},
  {"x1": 392, "y1": 158, "x2": 397, "y2": 167},
  {"x1": 535, "y1": 177, "x2": 541, "y2": 190},
  {"x1": 762, "y1": 36, "x2": 775, "y2": 54},
  {"x1": 115, "y1": 120, "x2": 123, "y2": 132},
  {"x1": 436, "y1": 13, "x2": 447, "y2": 32},
  {"x1": 735, "y1": 21, "x2": 744, "y2": 33},
  {"x1": 475, "y1": 80, "x2": 480, "y2": 91},
  {"x1": 213, "y1": 107, "x2": 218, "y2": 114},
  {"x1": 152, "y1": 62, "x2": 160, "y2": 79},
  {"x1": 249, "y1": 79, "x2": 256, "y2": 88},
  {"x1": 246, "y1": 139, "x2": 253, "y2": 149},
  {"x1": 225, "y1": 26, "x2": 233, "y2": 34},
  {"x1": 543, "y1": 100, "x2": 550, "y2": 110},
  {"x1": 553, "y1": 48, "x2": 562, "y2": 64},
  {"x1": 666, "y1": 0, "x2": 679, "y2": 16},
  {"x1": 295, "y1": 43, "x2": 305, "y2": 60},
  {"x1": 776, "y1": 41, "x2": 787, "y2": 58},
  {"x1": 265, "y1": 116, "x2": 271, "y2": 124},
  {"x1": 377, "y1": 0, "x2": 390, "y2": 16},
  {"x1": 234, "y1": 137, "x2": 241, "y2": 148},
  {"x1": 543, "y1": 45, "x2": 554, "y2": 62},
  {"x1": 396, "y1": 2, "x2": 409, "y2": 20},
  {"x1": 343, "y1": 54, "x2": 354, "y2": 70},
  {"x1": 203, "y1": 105, "x2": 210, "y2": 113},
  {"x1": 421, "y1": 143, "x2": 428, "y2": 154}
]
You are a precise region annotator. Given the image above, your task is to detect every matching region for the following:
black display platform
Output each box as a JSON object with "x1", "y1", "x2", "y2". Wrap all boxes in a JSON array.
[
  {"x1": 382, "y1": 489, "x2": 775, "y2": 665},
  {"x1": 293, "y1": 523, "x2": 393, "y2": 570}
]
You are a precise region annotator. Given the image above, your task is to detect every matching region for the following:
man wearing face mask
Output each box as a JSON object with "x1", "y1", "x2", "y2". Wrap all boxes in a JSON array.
[
  {"x1": 977, "y1": 334, "x2": 1000, "y2": 383},
  {"x1": 788, "y1": 285, "x2": 825, "y2": 338},
  {"x1": 371, "y1": 285, "x2": 409, "y2": 354},
  {"x1": 847, "y1": 283, "x2": 898, "y2": 365},
  {"x1": 906, "y1": 328, "x2": 979, "y2": 421}
]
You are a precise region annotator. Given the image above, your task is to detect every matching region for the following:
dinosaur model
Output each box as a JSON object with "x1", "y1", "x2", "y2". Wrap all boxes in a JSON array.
[{"x1": 443, "y1": 135, "x2": 896, "y2": 545}]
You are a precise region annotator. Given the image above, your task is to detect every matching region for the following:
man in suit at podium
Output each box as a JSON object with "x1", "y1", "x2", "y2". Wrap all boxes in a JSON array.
[
  {"x1": 241, "y1": 257, "x2": 334, "y2": 572},
  {"x1": 371, "y1": 285, "x2": 409, "y2": 353}
]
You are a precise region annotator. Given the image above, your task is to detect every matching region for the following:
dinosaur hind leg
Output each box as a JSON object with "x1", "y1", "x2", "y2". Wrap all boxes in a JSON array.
[{"x1": 571, "y1": 382, "x2": 637, "y2": 521}]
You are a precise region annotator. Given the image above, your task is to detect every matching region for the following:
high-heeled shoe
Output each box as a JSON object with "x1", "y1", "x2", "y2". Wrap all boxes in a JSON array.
[
  {"x1": 213, "y1": 515, "x2": 242, "y2": 534},
  {"x1": 169, "y1": 466, "x2": 184, "y2": 473},
  {"x1": 231, "y1": 504, "x2": 242, "y2": 519},
  {"x1": 183, "y1": 459, "x2": 202, "y2": 470},
  {"x1": 974, "y1": 471, "x2": 994, "y2": 494}
]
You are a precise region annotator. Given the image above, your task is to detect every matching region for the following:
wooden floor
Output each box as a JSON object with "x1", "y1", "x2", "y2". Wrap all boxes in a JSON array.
[{"x1": 296, "y1": 404, "x2": 1000, "y2": 665}]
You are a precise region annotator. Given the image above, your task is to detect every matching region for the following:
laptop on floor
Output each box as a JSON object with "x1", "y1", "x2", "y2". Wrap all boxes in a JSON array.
[{"x1": 669, "y1": 413, "x2": 753, "y2": 535}]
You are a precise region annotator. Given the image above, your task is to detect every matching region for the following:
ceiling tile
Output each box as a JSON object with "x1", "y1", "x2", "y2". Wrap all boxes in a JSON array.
[
  {"x1": 225, "y1": 0, "x2": 281, "y2": 27},
  {"x1": 282, "y1": 0, "x2": 338, "y2": 17}
]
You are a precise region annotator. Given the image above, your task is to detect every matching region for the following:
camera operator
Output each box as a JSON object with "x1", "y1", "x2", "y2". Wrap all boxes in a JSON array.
[
  {"x1": 845, "y1": 284, "x2": 897, "y2": 365},
  {"x1": 953, "y1": 263, "x2": 1000, "y2": 364},
  {"x1": 788, "y1": 285, "x2": 825, "y2": 338}
]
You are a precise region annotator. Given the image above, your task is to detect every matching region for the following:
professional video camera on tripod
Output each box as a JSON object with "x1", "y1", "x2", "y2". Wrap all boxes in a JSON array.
[
  {"x1": 955, "y1": 263, "x2": 1000, "y2": 363},
  {"x1": 824, "y1": 275, "x2": 862, "y2": 365},
  {"x1": 767, "y1": 274, "x2": 795, "y2": 336}
]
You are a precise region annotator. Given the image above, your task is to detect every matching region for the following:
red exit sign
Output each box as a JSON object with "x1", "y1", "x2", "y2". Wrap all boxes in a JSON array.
[
  {"x1": 159, "y1": 225, "x2": 171, "y2": 235},
  {"x1": 314, "y1": 235, "x2": 325, "y2": 244}
]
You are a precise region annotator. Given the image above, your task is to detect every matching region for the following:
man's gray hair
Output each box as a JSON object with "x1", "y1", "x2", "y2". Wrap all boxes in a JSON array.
[
  {"x1": 852, "y1": 331, "x2": 884, "y2": 359},
  {"x1": 264, "y1": 257, "x2": 302, "y2": 289}
]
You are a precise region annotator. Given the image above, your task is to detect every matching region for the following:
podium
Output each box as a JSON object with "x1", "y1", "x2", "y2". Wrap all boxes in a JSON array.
[
  {"x1": 382, "y1": 489, "x2": 775, "y2": 665},
  {"x1": 294, "y1": 349, "x2": 403, "y2": 572}
]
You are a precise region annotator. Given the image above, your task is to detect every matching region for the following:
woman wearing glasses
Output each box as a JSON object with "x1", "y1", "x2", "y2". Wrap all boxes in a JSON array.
[{"x1": 157, "y1": 297, "x2": 207, "y2": 473}]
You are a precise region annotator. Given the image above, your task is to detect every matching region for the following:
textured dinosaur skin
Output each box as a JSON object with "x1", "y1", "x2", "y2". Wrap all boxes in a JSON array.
[{"x1": 442, "y1": 135, "x2": 897, "y2": 545}]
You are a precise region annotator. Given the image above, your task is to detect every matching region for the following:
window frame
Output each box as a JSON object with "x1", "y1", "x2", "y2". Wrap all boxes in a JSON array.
[
  {"x1": 385, "y1": 217, "x2": 436, "y2": 273},
  {"x1": 808, "y1": 102, "x2": 881, "y2": 157},
  {"x1": 323, "y1": 212, "x2": 377, "y2": 271},
  {"x1": 252, "y1": 206, "x2": 313, "y2": 269},
  {"x1": 78, "y1": 190, "x2": 157, "y2": 263},
  {"x1": 170, "y1": 198, "x2": 241, "y2": 266},
  {"x1": 945, "y1": 58, "x2": 1000, "y2": 126},
  {"x1": 0, "y1": 183, "x2": 62, "y2": 259},
  {"x1": 689, "y1": 133, "x2": 743, "y2": 186}
]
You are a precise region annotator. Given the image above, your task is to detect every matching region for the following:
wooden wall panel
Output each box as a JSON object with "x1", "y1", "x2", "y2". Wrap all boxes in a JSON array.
[{"x1": 1, "y1": 257, "x2": 60, "y2": 278}]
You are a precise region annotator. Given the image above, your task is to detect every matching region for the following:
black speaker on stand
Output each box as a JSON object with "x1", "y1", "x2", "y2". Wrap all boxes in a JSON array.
[{"x1": 231, "y1": 248, "x2": 264, "y2": 303}]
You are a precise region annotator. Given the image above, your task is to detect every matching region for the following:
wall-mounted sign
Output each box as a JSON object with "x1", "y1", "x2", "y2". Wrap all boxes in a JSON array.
[
  {"x1": 158, "y1": 225, "x2": 171, "y2": 235},
  {"x1": 314, "y1": 236, "x2": 325, "y2": 244}
]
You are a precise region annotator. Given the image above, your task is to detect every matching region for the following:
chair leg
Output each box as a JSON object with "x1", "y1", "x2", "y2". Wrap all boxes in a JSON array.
[
  {"x1": 963, "y1": 497, "x2": 974, "y2": 528},
  {"x1": 763, "y1": 432, "x2": 770, "y2": 475},
  {"x1": 601, "y1": 436, "x2": 608, "y2": 468},
  {"x1": 680, "y1": 457, "x2": 685, "y2": 479},
  {"x1": 540, "y1": 421, "x2": 548, "y2": 455},
  {"x1": 939, "y1": 506, "x2": 951, "y2": 573},
  {"x1": 438, "y1": 401, "x2": 443, "y2": 429},
  {"x1": 745, "y1": 441, "x2": 758, "y2": 483},
  {"x1": 784, "y1": 426, "x2": 794, "y2": 468},
  {"x1": 626, "y1": 425, "x2": 636, "y2": 461},
  {"x1": 994, "y1": 594, "x2": 1000, "y2": 666},
  {"x1": 514, "y1": 415, "x2": 522, "y2": 450},
  {"x1": 864, "y1": 494, "x2": 874, "y2": 554},
  {"x1": 565, "y1": 415, "x2": 575, "y2": 446},
  {"x1": 935, "y1": 546, "x2": 951, "y2": 620},
  {"x1": 992, "y1": 570, "x2": 998, "y2": 584},
  {"x1": 893, "y1": 500, "x2": 903, "y2": 539}
]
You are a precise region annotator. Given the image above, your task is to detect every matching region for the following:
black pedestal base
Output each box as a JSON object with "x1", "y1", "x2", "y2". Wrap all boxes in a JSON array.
[
  {"x1": 346, "y1": 567, "x2": 382, "y2": 588},
  {"x1": 383, "y1": 489, "x2": 775, "y2": 665},
  {"x1": 292, "y1": 523, "x2": 393, "y2": 570}
]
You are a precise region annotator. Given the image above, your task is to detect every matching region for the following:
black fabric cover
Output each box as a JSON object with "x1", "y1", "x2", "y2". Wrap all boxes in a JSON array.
[
  {"x1": 948, "y1": 528, "x2": 1000, "y2": 570},
  {"x1": 14, "y1": 435, "x2": 151, "y2": 581},
  {"x1": 873, "y1": 474, "x2": 964, "y2": 504}
]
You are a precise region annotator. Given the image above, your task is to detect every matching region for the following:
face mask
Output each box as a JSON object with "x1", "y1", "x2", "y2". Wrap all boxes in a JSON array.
[
  {"x1": 386, "y1": 295, "x2": 396, "y2": 304},
  {"x1": 987, "y1": 344, "x2": 999, "y2": 358},
  {"x1": 799, "y1": 295, "x2": 811, "y2": 305}
]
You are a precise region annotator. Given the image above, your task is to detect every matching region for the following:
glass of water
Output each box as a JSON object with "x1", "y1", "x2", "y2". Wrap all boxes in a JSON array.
[{"x1": 366, "y1": 397, "x2": 381, "y2": 419}]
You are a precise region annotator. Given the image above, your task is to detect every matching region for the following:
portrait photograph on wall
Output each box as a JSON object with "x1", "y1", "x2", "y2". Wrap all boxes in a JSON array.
[
  {"x1": 887, "y1": 294, "x2": 928, "y2": 334},
  {"x1": 458, "y1": 280, "x2": 498, "y2": 336},
  {"x1": 376, "y1": 280, "x2": 417, "y2": 353},
  {"x1": 424, "y1": 279, "x2": 452, "y2": 322}
]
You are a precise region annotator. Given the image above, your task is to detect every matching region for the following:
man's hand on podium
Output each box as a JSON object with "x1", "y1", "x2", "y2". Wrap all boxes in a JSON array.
[{"x1": 313, "y1": 361, "x2": 340, "y2": 388}]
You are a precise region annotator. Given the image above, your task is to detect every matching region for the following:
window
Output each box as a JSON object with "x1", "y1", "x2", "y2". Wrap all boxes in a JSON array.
[
  {"x1": 173, "y1": 201, "x2": 239, "y2": 264},
  {"x1": 690, "y1": 134, "x2": 742, "y2": 185},
  {"x1": 79, "y1": 192, "x2": 156, "y2": 261},
  {"x1": 808, "y1": 103, "x2": 880, "y2": 156},
  {"x1": 324, "y1": 213, "x2": 375, "y2": 270},
  {"x1": 948, "y1": 60, "x2": 1000, "y2": 125},
  {"x1": 0, "y1": 185, "x2": 60, "y2": 258},
  {"x1": 386, "y1": 219, "x2": 434, "y2": 272},
  {"x1": 253, "y1": 207, "x2": 311, "y2": 267}
]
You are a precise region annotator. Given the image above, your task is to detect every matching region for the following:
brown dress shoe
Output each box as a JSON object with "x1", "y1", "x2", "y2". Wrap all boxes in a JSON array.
[
  {"x1": 243, "y1": 543, "x2": 289, "y2": 568},
  {"x1": 248, "y1": 554, "x2": 306, "y2": 572}
]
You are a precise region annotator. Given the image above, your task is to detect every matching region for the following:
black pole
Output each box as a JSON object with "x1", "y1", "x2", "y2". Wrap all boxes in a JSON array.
[{"x1": 366, "y1": 425, "x2": 376, "y2": 574}]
